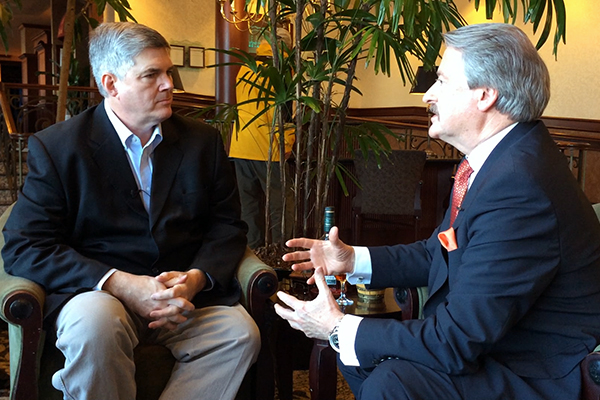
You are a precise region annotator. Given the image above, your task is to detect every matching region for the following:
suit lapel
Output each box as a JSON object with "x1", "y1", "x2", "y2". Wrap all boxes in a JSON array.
[
  {"x1": 150, "y1": 118, "x2": 183, "y2": 230},
  {"x1": 89, "y1": 104, "x2": 147, "y2": 219},
  {"x1": 453, "y1": 121, "x2": 537, "y2": 229},
  {"x1": 427, "y1": 122, "x2": 539, "y2": 305}
]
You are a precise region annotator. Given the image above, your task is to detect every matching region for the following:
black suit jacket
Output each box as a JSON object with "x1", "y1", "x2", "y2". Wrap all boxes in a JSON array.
[
  {"x1": 358, "y1": 121, "x2": 600, "y2": 396},
  {"x1": 2, "y1": 103, "x2": 248, "y2": 320}
]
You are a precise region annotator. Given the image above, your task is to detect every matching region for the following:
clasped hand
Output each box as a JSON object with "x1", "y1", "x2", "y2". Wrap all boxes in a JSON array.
[{"x1": 105, "y1": 269, "x2": 206, "y2": 331}]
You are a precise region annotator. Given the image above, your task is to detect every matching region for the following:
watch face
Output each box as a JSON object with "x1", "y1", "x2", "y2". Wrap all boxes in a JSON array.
[{"x1": 328, "y1": 327, "x2": 340, "y2": 352}]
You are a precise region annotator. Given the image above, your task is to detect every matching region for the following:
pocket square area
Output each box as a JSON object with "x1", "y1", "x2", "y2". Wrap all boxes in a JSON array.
[{"x1": 438, "y1": 227, "x2": 458, "y2": 252}]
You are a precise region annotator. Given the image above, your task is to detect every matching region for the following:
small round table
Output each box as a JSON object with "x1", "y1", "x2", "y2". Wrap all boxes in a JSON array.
[
  {"x1": 309, "y1": 287, "x2": 402, "y2": 400},
  {"x1": 275, "y1": 277, "x2": 403, "y2": 400}
]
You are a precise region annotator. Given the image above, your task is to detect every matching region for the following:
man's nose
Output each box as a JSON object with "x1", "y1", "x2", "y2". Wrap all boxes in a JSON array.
[{"x1": 161, "y1": 73, "x2": 174, "y2": 91}]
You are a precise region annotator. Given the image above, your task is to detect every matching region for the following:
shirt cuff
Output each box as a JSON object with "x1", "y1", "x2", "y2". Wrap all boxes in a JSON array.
[
  {"x1": 339, "y1": 314, "x2": 363, "y2": 366},
  {"x1": 95, "y1": 268, "x2": 117, "y2": 290},
  {"x1": 203, "y1": 272, "x2": 215, "y2": 291},
  {"x1": 346, "y1": 246, "x2": 372, "y2": 285}
]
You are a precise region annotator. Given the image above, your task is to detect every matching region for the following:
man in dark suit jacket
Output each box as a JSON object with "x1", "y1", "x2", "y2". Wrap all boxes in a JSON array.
[
  {"x1": 275, "y1": 23, "x2": 600, "y2": 399},
  {"x1": 2, "y1": 22, "x2": 259, "y2": 400}
]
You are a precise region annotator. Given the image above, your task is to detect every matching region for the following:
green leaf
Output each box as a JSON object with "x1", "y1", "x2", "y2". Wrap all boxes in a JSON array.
[
  {"x1": 534, "y1": 0, "x2": 552, "y2": 50},
  {"x1": 552, "y1": 0, "x2": 567, "y2": 49}
]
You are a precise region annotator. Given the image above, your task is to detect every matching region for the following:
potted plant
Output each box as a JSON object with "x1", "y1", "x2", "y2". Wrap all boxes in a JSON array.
[{"x1": 208, "y1": 0, "x2": 567, "y2": 265}]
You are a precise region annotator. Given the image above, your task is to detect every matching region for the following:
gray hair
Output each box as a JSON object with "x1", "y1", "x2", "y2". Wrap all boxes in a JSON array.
[
  {"x1": 443, "y1": 23, "x2": 550, "y2": 122},
  {"x1": 89, "y1": 22, "x2": 170, "y2": 97}
]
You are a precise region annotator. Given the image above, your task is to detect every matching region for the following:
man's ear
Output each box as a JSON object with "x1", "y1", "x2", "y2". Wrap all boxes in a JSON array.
[
  {"x1": 101, "y1": 74, "x2": 119, "y2": 97},
  {"x1": 476, "y1": 87, "x2": 498, "y2": 112}
]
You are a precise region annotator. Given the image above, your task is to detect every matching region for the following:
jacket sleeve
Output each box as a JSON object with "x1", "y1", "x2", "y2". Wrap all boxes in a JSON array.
[
  {"x1": 354, "y1": 170, "x2": 562, "y2": 375},
  {"x1": 2, "y1": 135, "x2": 113, "y2": 293},
  {"x1": 185, "y1": 127, "x2": 248, "y2": 293}
]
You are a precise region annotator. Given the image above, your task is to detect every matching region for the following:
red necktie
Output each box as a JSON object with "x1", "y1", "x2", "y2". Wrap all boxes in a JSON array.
[{"x1": 450, "y1": 159, "x2": 473, "y2": 225}]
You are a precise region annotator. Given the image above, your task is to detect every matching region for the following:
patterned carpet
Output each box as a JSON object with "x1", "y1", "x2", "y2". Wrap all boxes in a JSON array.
[
  {"x1": 0, "y1": 322, "x2": 8, "y2": 398},
  {"x1": 275, "y1": 369, "x2": 354, "y2": 400}
]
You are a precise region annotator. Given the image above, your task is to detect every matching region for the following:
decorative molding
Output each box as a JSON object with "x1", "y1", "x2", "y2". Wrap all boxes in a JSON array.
[
  {"x1": 348, "y1": 105, "x2": 600, "y2": 136},
  {"x1": 542, "y1": 116, "x2": 600, "y2": 134}
]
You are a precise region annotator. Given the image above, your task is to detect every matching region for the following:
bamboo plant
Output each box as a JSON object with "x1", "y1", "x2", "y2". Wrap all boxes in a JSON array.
[{"x1": 212, "y1": 0, "x2": 567, "y2": 249}]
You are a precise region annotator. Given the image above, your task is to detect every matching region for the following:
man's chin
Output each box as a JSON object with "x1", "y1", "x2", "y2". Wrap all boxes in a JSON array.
[
  {"x1": 153, "y1": 107, "x2": 172, "y2": 124},
  {"x1": 160, "y1": 105, "x2": 173, "y2": 117},
  {"x1": 428, "y1": 125, "x2": 441, "y2": 140}
]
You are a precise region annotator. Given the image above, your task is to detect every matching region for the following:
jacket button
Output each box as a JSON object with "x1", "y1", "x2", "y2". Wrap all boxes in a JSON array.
[{"x1": 152, "y1": 268, "x2": 160, "y2": 274}]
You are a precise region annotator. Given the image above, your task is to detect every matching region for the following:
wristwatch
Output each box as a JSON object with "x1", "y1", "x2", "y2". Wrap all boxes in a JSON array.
[{"x1": 328, "y1": 324, "x2": 340, "y2": 353}]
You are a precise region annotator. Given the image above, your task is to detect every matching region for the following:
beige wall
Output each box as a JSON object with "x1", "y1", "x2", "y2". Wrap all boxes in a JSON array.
[
  {"x1": 124, "y1": 1, "x2": 600, "y2": 120},
  {"x1": 352, "y1": 1, "x2": 600, "y2": 120},
  {"x1": 126, "y1": 0, "x2": 216, "y2": 96}
]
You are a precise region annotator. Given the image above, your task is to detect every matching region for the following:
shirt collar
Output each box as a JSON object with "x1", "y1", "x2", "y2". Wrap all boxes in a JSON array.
[
  {"x1": 466, "y1": 122, "x2": 517, "y2": 182},
  {"x1": 104, "y1": 101, "x2": 163, "y2": 150}
]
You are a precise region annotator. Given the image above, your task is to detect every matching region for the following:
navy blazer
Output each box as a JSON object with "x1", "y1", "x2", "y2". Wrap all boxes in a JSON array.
[
  {"x1": 359, "y1": 121, "x2": 600, "y2": 394},
  {"x1": 2, "y1": 103, "x2": 248, "y2": 320}
]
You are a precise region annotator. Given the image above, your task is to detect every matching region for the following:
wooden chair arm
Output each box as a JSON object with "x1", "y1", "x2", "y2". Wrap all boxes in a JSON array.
[
  {"x1": 0, "y1": 202, "x2": 45, "y2": 400},
  {"x1": 234, "y1": 247, "x2": 278, "y2": 400},
  {"x1": 581, "y1": 350, "x2": 600, "y2": 400},
  {"x1": 1, "y1": 260, "x2": 45, "y2": 400},
  {"x1": 393, "y1": 286, "x2": 429, "y2": 321}
]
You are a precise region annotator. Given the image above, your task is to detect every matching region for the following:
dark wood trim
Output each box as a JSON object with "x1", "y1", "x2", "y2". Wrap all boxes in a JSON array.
[
  {"x1": 347, "y1": 105, "x2": 600, "y2": 144},
  {"x1": 349, "y1": 106, "x2": 600, "y2": 132},
  {"x1": 347, "y1": 106, "x2": 429, "y2": 119},
  {"x1": 542, "y1": 116, "x2": 600, "y2": 134}
]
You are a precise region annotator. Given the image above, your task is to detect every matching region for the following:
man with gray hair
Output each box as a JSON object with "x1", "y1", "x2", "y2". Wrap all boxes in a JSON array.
[
  {"x1": 2, "y1": 22, "x2": 259, "y2": 400},
  {"x1": 275, "y1": 23, "x2": 600, "y2": 399}
]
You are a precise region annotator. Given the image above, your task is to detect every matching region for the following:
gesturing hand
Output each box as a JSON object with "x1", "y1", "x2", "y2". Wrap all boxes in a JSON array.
[
  {"x1": 282, "y1": 226, "x2": 355, "y2": 284},
  {"x1": 274, "y1": 267, "x2": 344, "y2": 340}
]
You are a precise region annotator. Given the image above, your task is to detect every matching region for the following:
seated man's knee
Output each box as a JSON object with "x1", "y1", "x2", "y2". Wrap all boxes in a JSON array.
[
  {"x1": 358, "y1": 361, "x2": 410, "y2": 400},
  {"x1": 358, "y1": 359, "x2": 459, "y2": 400},
  {"x1": 234, "y1": 308, "x2": 261, "y2": 362},
  {"x1": 56, "y1": 291, "x2": 138, "y2": 351},
  {"x1": 220, "y1": 305, "x2": 261, "y2": 363}
]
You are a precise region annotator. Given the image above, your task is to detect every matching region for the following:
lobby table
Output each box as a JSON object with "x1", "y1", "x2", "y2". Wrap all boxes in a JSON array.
[{"x1": 274, "y1": 280, "x2": 403, "y2": 400}]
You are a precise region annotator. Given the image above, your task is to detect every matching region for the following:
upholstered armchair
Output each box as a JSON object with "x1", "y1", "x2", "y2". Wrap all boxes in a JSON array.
[
  {"x1": 352, "y1": 149, "x2": 427, "y2": 245},
  {"x1": 395, "y1": 203, "x2": 600, "y2": 400},
  {"x1": 0, "y1": 204, "x2": 279, "y2": 400}
]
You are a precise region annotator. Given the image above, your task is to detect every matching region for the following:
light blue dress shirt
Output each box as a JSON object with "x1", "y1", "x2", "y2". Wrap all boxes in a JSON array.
[
  {"x1": 95, "y1": 102, "x2": 163, "y2": 290},
  {"x1": 104, "y1": 102, "x2": 163, "y2": 212}
]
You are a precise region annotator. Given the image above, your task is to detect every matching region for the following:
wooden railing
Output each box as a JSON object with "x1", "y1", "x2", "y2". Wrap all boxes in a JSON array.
[
  {"x1": 346, "y1": 107, "x2": 600, "y2": 200},
  {"x1": 1, "y1": 83, "x2": 598, "y2": 221}
]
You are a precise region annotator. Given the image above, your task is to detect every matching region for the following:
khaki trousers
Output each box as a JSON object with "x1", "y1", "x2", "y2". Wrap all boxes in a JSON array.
[{"x1": 51, "y1": 291, "x2": 260, "y2": 400}]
